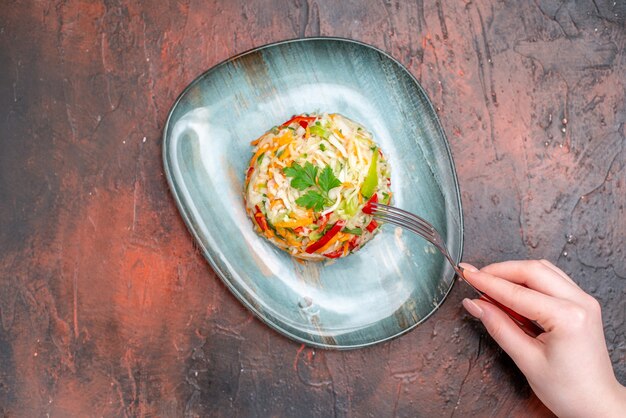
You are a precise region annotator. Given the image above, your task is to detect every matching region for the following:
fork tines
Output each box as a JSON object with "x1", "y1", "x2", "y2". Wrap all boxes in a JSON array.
[{"x1": 369, "y1": 203, "x2": 436, "y2": 239}]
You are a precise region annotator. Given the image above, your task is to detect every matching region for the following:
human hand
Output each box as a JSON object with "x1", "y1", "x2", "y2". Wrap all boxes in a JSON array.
[{"x1": 459, "y1": 260, "x2": 626, "y2": 418}]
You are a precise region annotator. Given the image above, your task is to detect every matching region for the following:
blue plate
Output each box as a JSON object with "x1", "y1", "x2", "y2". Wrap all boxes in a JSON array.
[{"x1": 163, "y1": 38, "x2": 463, "y2": 349}]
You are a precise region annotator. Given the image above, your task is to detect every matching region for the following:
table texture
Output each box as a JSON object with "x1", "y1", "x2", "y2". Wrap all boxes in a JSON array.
[{"x1": 1, "y1": 1, "x2": 624, "y2": 417}]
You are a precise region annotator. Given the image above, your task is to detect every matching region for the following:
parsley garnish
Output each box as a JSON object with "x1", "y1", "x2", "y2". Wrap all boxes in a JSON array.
[
  {"x1": 295, "y1": 191, "x2": 327, "y2": 211},
  {"x1": 318, "y1": 165, "x2": 342, "y2": 192},
  {"x1": 283, "y1": 162, "x2": 342, "y2": 211},
  {"x1": 283, "y1": 162, "x2": 318, "y2": 190}
]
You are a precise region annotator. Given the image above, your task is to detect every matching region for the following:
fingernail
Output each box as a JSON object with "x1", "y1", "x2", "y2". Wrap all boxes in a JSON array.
[
  {"x1": 462, "y1": 298, "x2": 483, "y2": 319},
  {"x1": 459, "y1": 262, "x2": 478, "y2": 273}
]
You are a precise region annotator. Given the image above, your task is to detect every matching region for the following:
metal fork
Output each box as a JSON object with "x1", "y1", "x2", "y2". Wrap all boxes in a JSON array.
[{"x1": 369, "y1": 203, "x2": 544, "y2": 337}]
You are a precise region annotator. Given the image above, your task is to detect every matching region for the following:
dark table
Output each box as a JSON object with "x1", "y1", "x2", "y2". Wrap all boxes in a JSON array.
[{"x1": 1, "y1": 1, "x2": 624, "y2": 416}]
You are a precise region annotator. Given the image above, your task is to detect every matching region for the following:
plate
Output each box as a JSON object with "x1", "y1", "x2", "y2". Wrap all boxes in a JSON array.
[{"x1": 163, "y1": 38, "x2": 463, "y2": 349}]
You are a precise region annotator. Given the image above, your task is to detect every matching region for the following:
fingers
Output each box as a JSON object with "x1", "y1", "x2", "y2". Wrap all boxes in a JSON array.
[
  {"x1": 460, "y1": 265, "x2": 562, "y2": 327},
  {"x1": 538, "y1": 259, "x2": 579, "y2": 287},
  {"x1": 463, "y1": 298, "x2": 542, "y2": 368},
  {"x1": 480, "y1": 260, "x2": 583, "y2": 300}
]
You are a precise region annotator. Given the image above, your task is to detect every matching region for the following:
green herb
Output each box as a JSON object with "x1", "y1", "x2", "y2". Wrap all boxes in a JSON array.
[
  {"x1": 342, "y1": 227, "x2": 362, "y2": 235},
  {"x1": 319, "y1": 143, "x2": 327, "y2": 151},
  {"x1": 318, "y1": 165, "x2": 342, "y2": 193},
  {"x1": 256, "y1": 152, "x2": 265, "y2": 164},
  {"x1": 382, "y1": 192, "x2": 391, "y2": 204},
  {"x1": 296, "y1": 191, "x2": 327, "y2": 212},
  {"x1": 283, "y1": 162, "x2": 318, "y2": 190},
  {"x1": 284, "y1": 162, "x2": 342, "y2": 210}
]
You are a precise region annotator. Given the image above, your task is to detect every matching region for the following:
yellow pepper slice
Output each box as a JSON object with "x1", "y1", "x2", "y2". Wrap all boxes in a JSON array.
[{"x1": 274, "y1": 216, "x2": 314, "y2": 229}]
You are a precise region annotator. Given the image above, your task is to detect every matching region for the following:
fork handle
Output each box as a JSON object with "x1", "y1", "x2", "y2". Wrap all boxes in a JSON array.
[
  {"x1": 456, "y1": 266, "x2": 544, "y2": 337},
  {"x1": 477, "y1": 292, "x2": 544, "y2": 337}
]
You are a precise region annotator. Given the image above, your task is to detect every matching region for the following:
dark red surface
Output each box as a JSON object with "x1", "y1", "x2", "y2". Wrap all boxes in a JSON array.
[{"x1": 1, "y1": 1, "x2": 624, "y2": 416}]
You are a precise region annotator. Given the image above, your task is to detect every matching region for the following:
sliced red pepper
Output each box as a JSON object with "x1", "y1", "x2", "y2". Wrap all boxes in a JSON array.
[
  {"x1": 362, "y1": 193, "x2": 378, "y2": 215},
  {"x1": 305, "y1": 220, "x2": 346, "y2": 254},
  {"x1": 254, "y1": 205, "x2": 268, "y2": 232},
  {"x1": 323, "y1": 249, "x2": 344, "y2": 259},
  {"x1": 366, "y1": 220, "x2": 378, "y2": 233},
  {"x1": 348, "y1": 235, "x2": 359, "y2": 251},
  {"x1": 294, "y1": 226, "x2": 304, "y2": 234},
  {"x1": 281, "y1": 115, "x2": 317, "y2": 129}
]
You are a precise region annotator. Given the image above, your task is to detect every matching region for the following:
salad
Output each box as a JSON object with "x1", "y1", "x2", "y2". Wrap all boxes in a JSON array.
[{"x1": 244, "y1": 113, "x2": 391, "y2": 260}]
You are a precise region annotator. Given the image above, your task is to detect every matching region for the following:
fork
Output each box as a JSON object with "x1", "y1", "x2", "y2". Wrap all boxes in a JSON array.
[{"x1": 367, "y1": 202, "x2": 544, "y2": 337}]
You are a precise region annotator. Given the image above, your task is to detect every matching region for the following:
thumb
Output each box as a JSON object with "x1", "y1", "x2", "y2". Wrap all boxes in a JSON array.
[{"x1": 463, "y1": 298, "x2": 541, "y2": 368}]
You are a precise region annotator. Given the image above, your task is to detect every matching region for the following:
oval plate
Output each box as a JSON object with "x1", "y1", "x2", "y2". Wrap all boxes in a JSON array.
[{"x1": 163, "y1": 38, "x2": 463, "y2": 349}]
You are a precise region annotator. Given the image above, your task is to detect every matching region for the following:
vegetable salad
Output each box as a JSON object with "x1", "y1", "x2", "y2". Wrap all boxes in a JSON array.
[{"x1": 244, "y1": 113, "x2": 391, "y2": 260}]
